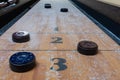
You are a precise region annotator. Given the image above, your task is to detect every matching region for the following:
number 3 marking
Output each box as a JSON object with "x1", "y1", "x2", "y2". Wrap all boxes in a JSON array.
[{"x1": 50, "y1": 58, "x2": 67, "y2": 71}]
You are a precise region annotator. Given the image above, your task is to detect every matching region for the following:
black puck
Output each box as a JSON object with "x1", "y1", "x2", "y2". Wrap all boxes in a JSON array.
[
  {"x1": 12, "y1": 31, "x2": 30, "y2": 43},
  {"x1": 45, "y1": 4, "x2": 51, "y2": 8},
  {"x1": 60, "y1": 8, "x2": 68, "y2": 12},
  {"x1": 77, "y1": 41, "x2": 98, "y2": 55},
  {"x1": 9, "y1": 52, "x2": 36, "y2": 72}
]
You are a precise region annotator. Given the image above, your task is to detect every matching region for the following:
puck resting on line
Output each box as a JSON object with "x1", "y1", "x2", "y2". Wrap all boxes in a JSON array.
[
  {"x1": 9, "y1": 52, "x2": 36, "y2": 72},
  {"x1": 77, "y1": 40, "x2": 98, "y2": 55}
]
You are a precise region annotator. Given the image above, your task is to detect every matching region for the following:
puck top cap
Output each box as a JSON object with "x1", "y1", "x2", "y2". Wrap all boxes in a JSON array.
[
  {"x1": 60, "y1": 8, "x2": 68, "y2": 12},
  {"x1": 9, "y1": 52, "x2": 36, "y2": 72},
  {"x1": 77, "y1": 41, "x2": 98, "y2": 55},
  {"x1": 12, "y1": 31, "x2": 30, "y2": 43},
  {"x1": 14, "y1": 31, "x2": 29, "y2": 36}
]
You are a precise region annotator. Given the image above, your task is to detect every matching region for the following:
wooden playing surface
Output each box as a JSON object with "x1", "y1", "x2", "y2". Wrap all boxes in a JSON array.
[
  {"x1": 98, "y1": 0, "x2": 120, "y2": 7},
  {"x1": 0, "y1": 0, "x2": 120, "y2": 80}
]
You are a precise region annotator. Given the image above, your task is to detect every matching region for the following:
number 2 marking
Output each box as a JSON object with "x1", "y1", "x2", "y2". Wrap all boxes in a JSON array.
[
  {"x1": 50, "y1": 58, "x2": 67, "y2": 71},
  {"x1": 51, "y1": 37, "x2": 63, "y2": 43}
]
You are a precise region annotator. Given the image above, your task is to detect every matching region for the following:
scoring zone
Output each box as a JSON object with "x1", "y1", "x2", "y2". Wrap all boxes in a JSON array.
[
  {"x1": 0, "y1": 33, "x2": 119, "y2": 51},
  {"x1": 0, "y1": 51, "x2": 119, "y2": 80}
]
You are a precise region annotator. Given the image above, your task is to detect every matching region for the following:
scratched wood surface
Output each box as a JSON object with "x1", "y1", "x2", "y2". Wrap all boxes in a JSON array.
[
  {"x1": 0, "y1": 51, "x2": 120, "y2": 80},
  {"x1": 0, "y1": 0, "x2": 120, "y2": 80},
  {"x1": 0, "y1": 33, "x2": 120, "y2": 51}
]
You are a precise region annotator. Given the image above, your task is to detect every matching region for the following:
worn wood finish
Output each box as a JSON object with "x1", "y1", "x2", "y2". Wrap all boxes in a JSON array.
[
  {"x1": 0, "y1": 33, "x2": 120, "y2": 51},
  {"x1": 6, "y1": 0, "x2": 104, "y2": 34},
  {"x1": 0, "y1": 0, "x2": 120, "y2": 80},
  {"x1": 0, "y1": 51, "x2": 120, "y2": 80}
]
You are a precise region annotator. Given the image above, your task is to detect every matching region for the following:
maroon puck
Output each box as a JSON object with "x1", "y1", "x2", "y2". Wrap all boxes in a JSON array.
[
  {"x1": 77, "y1": 41, "x2": 98, "y2": 55},
  {"x1": 12, "y1": 31, "x2": 30, "y2": 43},
  {"x1": 60, "y1": 8, "x2": 68, "y2": 12}
]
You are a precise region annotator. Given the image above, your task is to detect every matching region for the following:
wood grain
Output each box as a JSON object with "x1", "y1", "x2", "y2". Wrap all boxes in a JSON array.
[
  {"x1": 0, "y1": 51, "x2": 120, "y2": 80},
  {"x1": 0, "y1": 33, "x2": 120, "y2": 51},
  {"x1": 0, "y1": 0, "x2": 120, "y2": 80}
]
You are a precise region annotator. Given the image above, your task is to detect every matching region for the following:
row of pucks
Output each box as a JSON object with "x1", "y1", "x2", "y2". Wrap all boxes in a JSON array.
[
  {"x1": 44, "y1": 3, "x2": 98, "y2": 55},
  {"x1": 44, "y1": 3, "x2": 68, "y2": 12},
  {"x1": 0, "y1": 0, "x2": 17, "y2": 8},
  {"x1": 11, "y1": 31, "x2": 98, "y2": 72},
  {"x1": 12, "y1": 31, "x2": 98, "y2": 55},
  {"x1": 11, "y1": 3, "x2": 69, "y2": 73}
]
